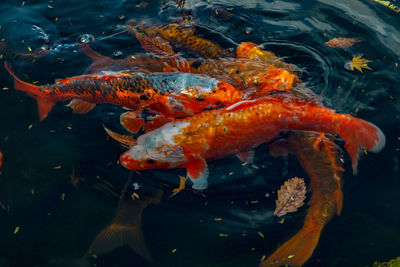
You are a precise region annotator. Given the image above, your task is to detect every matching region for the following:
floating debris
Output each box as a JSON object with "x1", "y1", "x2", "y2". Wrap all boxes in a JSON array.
[
  {"x1": 244, "y1": 27, "x2": 253, "y2": 35},
  {"x1": 325, "y1": 37, "x2": 361, "y2": 48},
  {"x1": 69, "y1": 169, "x2": 79, "y2": 188},
  {"x1": 14, "y1": 226, "x2": 20, "y2": 235},
  {"x1": 345, "y1": 55, "x2": 373, "y2": 73},
  {"x1": 169, "y1": 175, "x2": 188, "y2": 198},
  {"x1": 212, "y1": 6, "x2": 233, "y2": 21},
  {"x1": 53, "y1": 165, "x2": 62, "y2": 170},
  {"x1": 274, "y1": 177, "x2": 306, "y2": 217}
]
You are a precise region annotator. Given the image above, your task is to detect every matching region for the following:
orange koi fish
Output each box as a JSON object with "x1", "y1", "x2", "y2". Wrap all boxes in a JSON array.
[
  {"x1": 264, "y1": 132, "x2": 344, "y2": 267},
  {"x1": 119, "y1": 94, "x2": 385, "y2": 190},
  {"x1": 81, "y1": 46, "x2": 296, "y2": 96},
  {"x1": 126, "y1": 20, "x2": 232, "y2": 58},
  {"x1": 4, "y1": 62, "x2": 242, "y2": 121}
]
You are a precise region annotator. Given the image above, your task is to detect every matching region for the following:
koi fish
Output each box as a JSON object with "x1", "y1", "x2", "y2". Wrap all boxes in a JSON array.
[
  {"x1": 81, "y1": 46, "x2": 296, "y2": 96},
  {"x1": 126, "y1": 20, "x2": 233, "y2": 58},
  {"x1": 4, "y1": 62, "x2": 242, "y2": 121},
  {"x1": 264, "y1": 131, "x2": 344, "y2": 267},
  {"x1": 118, "y1": 94, "x2": 385, "y2": 190},
  {"x1": 89, "y1": 177, "x2": 163, "y2": 262}
]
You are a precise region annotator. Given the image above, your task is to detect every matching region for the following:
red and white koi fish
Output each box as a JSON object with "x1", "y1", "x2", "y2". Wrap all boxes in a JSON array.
[
  {"x1": 4, "y1": 62, "x2": 242, "y2": 121},
  {"x1": 119, "y1": 94, "x2": 385, "y2": 190}
]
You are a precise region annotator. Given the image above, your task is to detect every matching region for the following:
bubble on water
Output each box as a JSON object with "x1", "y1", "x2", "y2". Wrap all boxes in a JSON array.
[
  {"x1": 113, "y1": 50, "x2": 123, "y2": 57},
  {"x1": 78, "y1": 34, "x2": 94, "y2": 44},
  {"x1": 344, "y1": 62, "x2": 353, "y2": 71},
  {"x1": 244, "y1": 27, "x2": 253, "y2": 35}
]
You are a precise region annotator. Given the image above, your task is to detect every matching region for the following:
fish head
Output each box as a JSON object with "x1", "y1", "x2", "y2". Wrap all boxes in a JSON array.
[{"x1": 119, "y1": 144, "x2": 186, "y2": 171}]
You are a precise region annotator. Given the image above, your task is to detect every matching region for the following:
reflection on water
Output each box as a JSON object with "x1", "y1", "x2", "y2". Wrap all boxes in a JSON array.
[{"x1": 0, "y1": 0, "x2": 399, "y2": 266}]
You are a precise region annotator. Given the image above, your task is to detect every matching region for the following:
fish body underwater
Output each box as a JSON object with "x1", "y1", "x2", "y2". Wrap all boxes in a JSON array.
[
  {"x1": 119, "y1": 94, "x2": 385, "y2": 190},
  {"x1": 81, "y1": 45, "x2": 296, "y2": 97},
  {"x1": 4, "y1": 62, "x2": 242, "y2": 121}
]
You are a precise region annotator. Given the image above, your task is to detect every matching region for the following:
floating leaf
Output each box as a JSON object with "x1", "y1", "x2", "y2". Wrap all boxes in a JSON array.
[
  {"x1": 325, "y1": 37, "x2": 361, "y2": 48},
  {"x1": 219, "y1": 233, "x2": 229, "y2": 237},
  {"x1": 0, "y1": 151, "x2": 3, "y2": 169},
  {"x1": 61, "y1": 193, "x2": 66, "y2": 201},
  {"x1": 169, "y1": 176, "x2": 188, "y2": 198},
  {"x1": 171, "y1": 248, "x2": 177, "y2": 253},
  {"x1": 69, "y1": 169, "x2": 79, "y2": 188},
  {"x1": 274, "y1": 177, "x2": 306, "y2": 217},
  {"x1": 347, "y1": 55, "x2": 373, "y2": 73},
  {"x1": 14, "y1": 226, "x2": 20, "y2": 234},
  {"x1": 257, "y1": 231, "x2": 264, "y2": 238}
]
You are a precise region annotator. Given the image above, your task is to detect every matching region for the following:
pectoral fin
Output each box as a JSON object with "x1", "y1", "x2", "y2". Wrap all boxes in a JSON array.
[
  {"x1": 186, "y1": 157, "x2": 209, "y2": 190},
  {"x1": 236, "y1": 150, "x2": 254, "y2": 163},
  {"x1": 103, "y1": 126, "x2": 137, "y2": 147},
  {"x1": 66, "y1": 99, "x2": 96, "y2": 114},
  {"x1": 120, "y1": 111, "x2": 145, "y2": 134}
]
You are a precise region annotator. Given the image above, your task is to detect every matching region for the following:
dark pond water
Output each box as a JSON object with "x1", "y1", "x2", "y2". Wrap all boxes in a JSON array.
[{"x1": 0, "y1": 0, "x2": 399, "y2": 266}]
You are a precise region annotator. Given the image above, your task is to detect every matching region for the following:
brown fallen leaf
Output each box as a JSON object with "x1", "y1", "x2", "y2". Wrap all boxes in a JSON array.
[
  {"x1": 325, "y1": 37, "x2": 361, "y2": 48},
  {"x1": 274, "y1": 177, "x2": 306, "y2": 217}
]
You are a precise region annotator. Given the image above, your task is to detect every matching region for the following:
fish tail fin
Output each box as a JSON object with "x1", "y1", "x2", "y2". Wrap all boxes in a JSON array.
[
  {"x1": 89, "y1": 223, "x2": 152, "y2": 262},
  {"x1": 80, "y1": 44, "x2": 109, "y2": 62},
  {"x1": 261, "y1": 222, "x2": 323, "y2": 267},
  {"x1": 337, "y1": 115, "x2": 385, "y2": 174},
  {"x1": 5, "y1": 62, "x2": 55, "y2": 121}
]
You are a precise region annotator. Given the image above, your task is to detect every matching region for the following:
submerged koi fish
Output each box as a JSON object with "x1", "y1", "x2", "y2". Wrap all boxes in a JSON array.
[
  {"x1": 119, "y1": 94, "x2": 385, "y2": 190},
  {"x1": 126, "y1": 20, "x2": 232, "y2": 58},
  {"x1": 264, "y1": 132, "x2": 344, "y2": 267},
  {"x1": 82, "y1": 46, "x2": 296, "y2": 96},
  {"x1": 4, "y1": 62, "x2": 242, "y2": 121}
]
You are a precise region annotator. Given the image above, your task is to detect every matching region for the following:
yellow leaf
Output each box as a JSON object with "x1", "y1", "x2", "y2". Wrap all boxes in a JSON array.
[
  {"x1": 14, "y1": 226, "x2": 20, "y2": 234},
  {"x1": 278, "y1": 218, "x2": 285, "y2": 224},
  {"x1": 288, "y1": 255, "x2": 295, "y2": 259},
  {"x1": 61, "y1": 193, "x2": 66, "y2": 201},
  {"x1": 349, "y1": 55, "x2": 373, "y2": 73},
  {"x1": 169, "y1": 175, "x2": 188, "y2": 199},
  {"x1": 53, "y1": 166, "x2": 62, "y2": 169},
  {"x1": 131, "y1": 192, "x2": 140, "y2": 200},
  {"x1": 31, "y1": 189, "x2": 35, "y2": 195},
  {"x1": 171, "y1": 248, "x2": 177, "y2": 253},
  {"x1": 257, "y1": 231, "x2": 264, "y2": 238},
  {"x1": 219, "y1": 233, "x2": 228, "y2": 237}
]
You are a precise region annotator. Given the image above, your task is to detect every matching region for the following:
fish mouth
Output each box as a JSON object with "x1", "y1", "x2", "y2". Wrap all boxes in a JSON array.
[{"x1": 119, "y1": 151, "x2": 134, "y2": 169}]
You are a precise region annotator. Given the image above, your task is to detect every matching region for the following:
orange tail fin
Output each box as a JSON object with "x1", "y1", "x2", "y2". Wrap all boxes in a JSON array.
[
  {"x1": 261, "y1": 224, "x2": 323, "y2": 267},
  {"x1": 337, "y1": 116, "x2": 385, "y2": 174},
  {"x1": 4, "y1": 62, "x2": 55, "y2": 121}
]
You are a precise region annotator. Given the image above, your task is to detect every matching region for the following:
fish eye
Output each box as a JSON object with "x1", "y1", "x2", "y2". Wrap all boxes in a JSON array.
[{"x1": 146, "y1": 159, "x2": 155, "y2": 164}]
